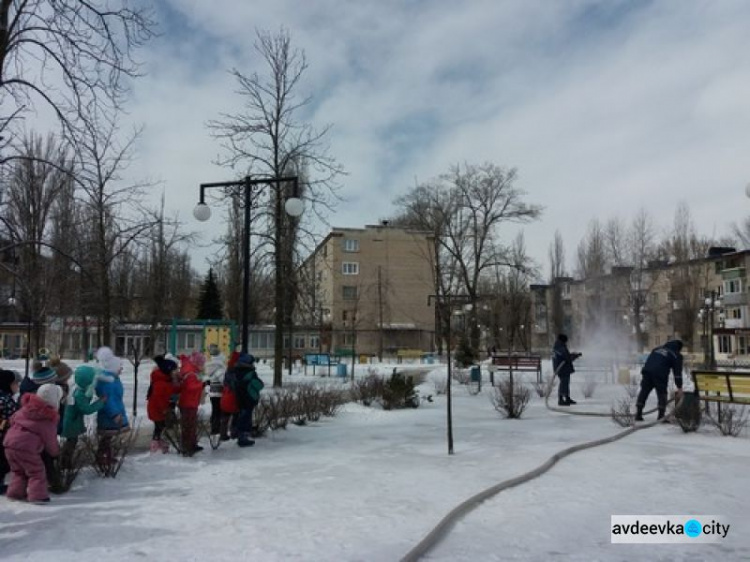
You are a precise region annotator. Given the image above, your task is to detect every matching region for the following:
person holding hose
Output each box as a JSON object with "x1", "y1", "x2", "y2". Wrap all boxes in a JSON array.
[
  {"x1": 552, "y1": 334, "x2": 582, "y2": 406},
  {"x1": 635, "y1": 339, "x2": 684, "y2": 421}
]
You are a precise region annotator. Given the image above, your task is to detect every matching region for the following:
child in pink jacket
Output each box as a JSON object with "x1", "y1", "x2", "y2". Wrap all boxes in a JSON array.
[{"x1": 2, "y1": 383, "x2": 62, "y2": 503}]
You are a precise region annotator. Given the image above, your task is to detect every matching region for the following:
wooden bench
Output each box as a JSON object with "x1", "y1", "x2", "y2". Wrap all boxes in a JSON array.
[
  {"x1": 691, "y1": 370, "x2": 750, "y2": 405},
  {"x1": 489, "y1": 355, "x2": 542, "y2": 384}
]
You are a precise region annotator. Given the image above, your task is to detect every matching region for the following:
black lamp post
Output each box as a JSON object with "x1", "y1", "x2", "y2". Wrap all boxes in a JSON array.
[
  {"x1": 194, "y1": 176, "x2": 303, "y2": 353},
  {"x1": 428, "y1": 293, "x2": 473, "y2": 455}
]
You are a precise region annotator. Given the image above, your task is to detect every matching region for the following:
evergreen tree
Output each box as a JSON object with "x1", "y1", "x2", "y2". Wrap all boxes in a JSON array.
[{"x1": 197, "y1": 268, "x2": 223, "y2": 320}]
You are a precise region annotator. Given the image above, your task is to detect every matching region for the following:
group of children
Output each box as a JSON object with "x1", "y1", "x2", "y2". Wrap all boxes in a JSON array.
[
  {"x1": 0, "y1": 343, "x2": 265, "y2": 505},
  {"x1": 146, "y1": 345, "x2": 264, "y2": 454},
  {"x1": 0, "y1": 346, "x2": 127, "y2": 503}
]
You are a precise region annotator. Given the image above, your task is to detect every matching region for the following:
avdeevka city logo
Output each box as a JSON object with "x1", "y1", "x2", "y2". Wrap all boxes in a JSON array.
[{"x1": 685, "y1": 519, "x2": 702, "y2": 538}]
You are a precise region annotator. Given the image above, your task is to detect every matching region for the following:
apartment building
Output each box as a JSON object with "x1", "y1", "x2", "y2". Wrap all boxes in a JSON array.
[
  {"x1": 302, "y1": 224, "x2": 435, "y2": 357},
  {"x1": 530, "y1": 248, "x2": 730, "y2": 359}
]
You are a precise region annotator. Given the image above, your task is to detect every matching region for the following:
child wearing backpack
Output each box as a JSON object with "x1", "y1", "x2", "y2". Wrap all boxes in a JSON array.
[{"x1": 233, "y1": 353, "x2": 264, "y2": 448}]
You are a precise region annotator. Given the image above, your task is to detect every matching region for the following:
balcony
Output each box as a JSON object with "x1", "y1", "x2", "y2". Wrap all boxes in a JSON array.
[
  {"x1": 722, "y1": 292, "x2": 747, "y2": 306},
  {"x1": 724, "y1": 318, "x2": 748, "y2": 330},
  {"x1": 721, "y1": 267, "x2": 745, "y2": 281}
]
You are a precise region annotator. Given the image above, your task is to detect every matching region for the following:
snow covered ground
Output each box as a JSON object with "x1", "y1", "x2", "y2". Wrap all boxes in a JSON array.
[{"x1": 1, "y1": 360, "x2": 748, "y2": 561}]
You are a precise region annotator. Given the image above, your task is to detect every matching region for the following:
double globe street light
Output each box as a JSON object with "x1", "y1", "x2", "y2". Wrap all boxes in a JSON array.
[{"x1": 194, "y1": 176, "x2": 303, "y2": 353}]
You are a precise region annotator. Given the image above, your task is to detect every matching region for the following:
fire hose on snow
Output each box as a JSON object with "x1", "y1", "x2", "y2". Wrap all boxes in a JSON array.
[{"x1": 401, "y1": 364, "x2": 674, "y2": 562}]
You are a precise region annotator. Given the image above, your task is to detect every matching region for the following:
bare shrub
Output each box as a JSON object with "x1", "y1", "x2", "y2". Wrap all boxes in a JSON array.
[
  {"x1": 533, "y1": 374, "x2": 554, "y2": 398},
  {"x1": 351, "y1": 374, "x2": 386, "y2": 406},
  {"x1": 490, "y1": 376, "x2": 531, "y2": 419},
  {"x1": 611, "y1": 397, "x2": 635, "y2": 427},
  {"x1": 81, "y1": 422, "x2": 139, "y2": 478},
  {"x1": 706, "y1": 405, "x2": 749, "y2": 437},
  {"x1": 581, "y1": 375, "x2": 598, "y2": 399},
  {"x1": 622, "y1": 380, "x2": 640, "y2": 399},
  {"x1": 452, "y1": 368, "x2": 471, "y2": 385},
  {"x1": 50, "y1": 439, "x2": 92, "y2": 493}
]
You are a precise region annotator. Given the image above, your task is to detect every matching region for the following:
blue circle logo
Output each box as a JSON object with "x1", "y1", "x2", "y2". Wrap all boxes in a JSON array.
[{"x1": 685, "y1": 519, "x2": 702, "y2": 538}]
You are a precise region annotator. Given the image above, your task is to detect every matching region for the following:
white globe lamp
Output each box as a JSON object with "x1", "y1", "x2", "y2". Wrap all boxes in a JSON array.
[{"x1": 193, "y1": 203, "x2": 211, "y2": 222}]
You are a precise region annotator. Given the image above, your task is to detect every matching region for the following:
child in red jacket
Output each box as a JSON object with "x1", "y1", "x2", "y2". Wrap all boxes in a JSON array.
[
  {"x1": 178, "y1": 356, "x2": 205, "y2": 457},
  {"x1": 3, "y1": 384, "x2": 62, "y2": 503},
  {"x1": 147, "y1": 356, "x2": 180, "y2": 454}
]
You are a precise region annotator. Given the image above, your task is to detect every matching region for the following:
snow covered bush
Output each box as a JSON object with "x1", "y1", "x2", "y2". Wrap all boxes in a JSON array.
[
  {"x1": 581, "y1": 375, "x2": 598, "y2": 399},
  {"x1": 533, "y1": 374, "x2": 554, "y2": 398},
  {"x1": 433, "y1": 377, "x2": 448, "y2": 396},
  {"x1": 706, "y1": 405, "x2": 748, "y2": 437},
  {"x1": 611, "y1": 397, "x2": 635, "y2": 427},
  {"x1": 490, "y1": 374, "x2": 531, "y2": 419}
]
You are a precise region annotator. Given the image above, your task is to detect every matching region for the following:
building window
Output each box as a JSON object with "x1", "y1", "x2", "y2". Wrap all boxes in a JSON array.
[
  {"x1": 343, "y1": 239, "x2": 359, "y2": 252},
  {"x1": 730, "y1": 307, "x2": 743, "y2": 320},
  {"x1": 342, "y1": 310, "x2": 356, "y2": 323},
  {"x1": 294, "y1": 335, "x2": 306, "y2": 349},
  {"x1": 309, "y1": 336, "x2": 320, "y2": 349},
  {"x1": 562, "y1": 283, "x2": 570, "y2": 297},
  {"x1": 738, "y1": 336, "x2": 748, "y2": 356},
  {"x1": 342, "y1": 285, "x2": 358, "y2": 300},
  {"x1": 725, "y1": 279, "x2": 743, "y2": 294},
  {"x1": 718, "y1": 335, "x2": 732, "y2": 354},
  {"x1": 650, "y1": 293, "x2": 659, "y2": 305},
  {"x1": 343, "y1": 333, "x2": 357, "y2": 346},
  {"x1": 342, "y1": 262, "x2": 359, "y2": 275}
]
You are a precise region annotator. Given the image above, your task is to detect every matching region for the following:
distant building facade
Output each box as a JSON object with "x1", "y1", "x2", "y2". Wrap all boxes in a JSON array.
[
  {"x1": 301, "y1": 224, "x2": 435, "y2": 358},
  {"x1": 530, "y1": 248, "x2": 746, "y2": 362}
]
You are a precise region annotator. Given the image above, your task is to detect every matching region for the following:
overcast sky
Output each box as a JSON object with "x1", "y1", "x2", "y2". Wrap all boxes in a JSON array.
[{"x1": 124, "y1": 0, "x2": 750, "y2": 278}]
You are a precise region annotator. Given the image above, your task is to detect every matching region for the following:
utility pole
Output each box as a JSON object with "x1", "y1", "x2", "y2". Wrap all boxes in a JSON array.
[{"x1": 378, "y1": 266, "x2": 384, "y2": 362}]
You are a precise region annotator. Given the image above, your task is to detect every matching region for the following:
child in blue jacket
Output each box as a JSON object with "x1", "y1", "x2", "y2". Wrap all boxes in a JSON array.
[{"x1": 94, "y1": 347, "x2": 129, "y2": 468}]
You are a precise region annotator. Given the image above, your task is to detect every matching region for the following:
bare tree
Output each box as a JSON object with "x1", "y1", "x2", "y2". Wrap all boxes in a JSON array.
[
  {"x1": 442, "y1": 162, "x2": 541, "y2": 351},
  {"x1": 576, "y1": 219, "x2": 609, "y2": 279},
  {"x1": 625, "y1": 208, "x2": 658, "y2": 351},
  {"x1": 392, "y1": 181, "x2": 460, "y2": 356},
  {"x1": 0, "y1": 132, "x2": 74, "y2": 352},
  {"x1": 548, "y1": 230, "x2": 567, "y2": 339},
  {"x1": 0, "y1": 1, "x2": 154, "y2": 145},
  {"x1": 74, "y1": 108, "x2": 157, "y2": 346},
  {"x1": 209, "y1": 28, "x2": 343, "y2": 387},
  {"x1": 660, "y1": 203, "x2": 714, "y2": 350}
]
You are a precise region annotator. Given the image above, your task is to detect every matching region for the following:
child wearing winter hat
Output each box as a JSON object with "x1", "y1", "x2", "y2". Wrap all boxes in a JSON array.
[
  {"x1": 60, "y1": 365, "x2": 107, "y2": 467},
  {"x1": 18, "y1": 363, "x2": 57, "y2": 397},
  {"x1": 3, "y1": 383, "x2": 62, "y2": 503},
  {"x1": 0, "y1": 370, "x2": 21, "y2": 494},
  {"x1": 177, "y1": 356, "x2": 205, "y2": 456},
  {"x1": 94, "y1": 347, "x2": 129, "y2": 469},
  {"x1": 147, "y1": 355, "x2": 180, "y2": 453}
]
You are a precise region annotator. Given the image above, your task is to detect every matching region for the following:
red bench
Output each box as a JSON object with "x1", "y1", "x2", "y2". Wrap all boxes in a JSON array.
[{"x1": 489, "y1": 355, "x2": 542, "y2": 384}]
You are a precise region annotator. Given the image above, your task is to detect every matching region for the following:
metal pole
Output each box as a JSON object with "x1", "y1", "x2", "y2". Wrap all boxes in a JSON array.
[
  {"x1": 446, "y1": 304, "x2": 454, "y2": 455},
  {"x1": 241, "y1": 177, "x2": 251, "y2": 353}
]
